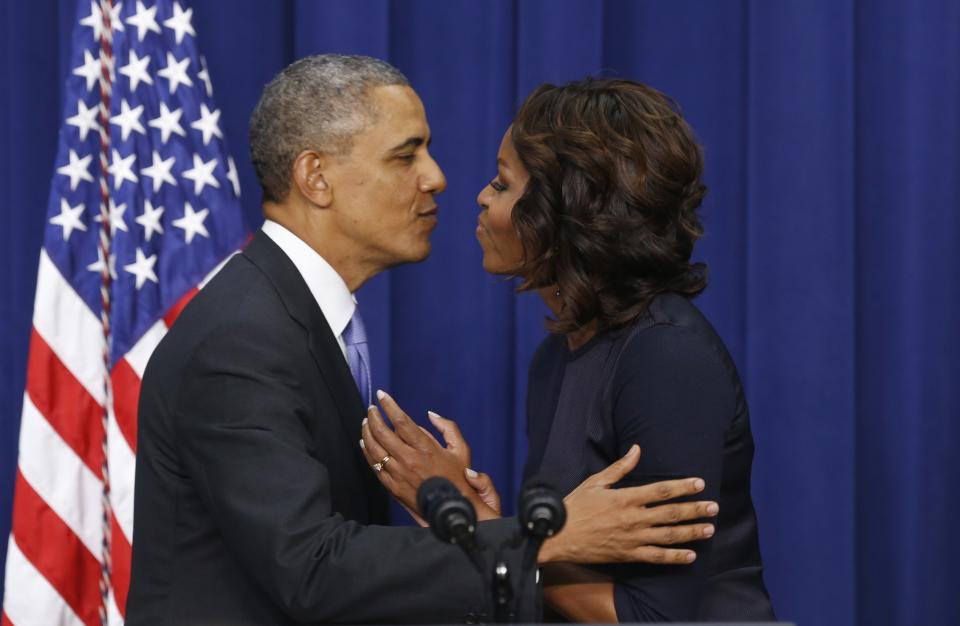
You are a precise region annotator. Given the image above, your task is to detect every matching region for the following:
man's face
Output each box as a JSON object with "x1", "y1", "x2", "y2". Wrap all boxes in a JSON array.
[{"x1": 323, "y1": 85, "x2": 446, "y2": 270}]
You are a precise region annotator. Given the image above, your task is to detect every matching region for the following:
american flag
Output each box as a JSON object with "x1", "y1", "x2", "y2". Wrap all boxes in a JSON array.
[{"x1": 2, "y1": 1, "x2": 247, "y2": 624}]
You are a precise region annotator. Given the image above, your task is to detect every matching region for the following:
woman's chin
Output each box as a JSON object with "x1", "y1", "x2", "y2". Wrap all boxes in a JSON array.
[
  {"x1": 481, "y1": 255, "x2": 506, "y2": 275},
  {"x1": 482, "y1": 257, "x2": 519, "y2": 277}
]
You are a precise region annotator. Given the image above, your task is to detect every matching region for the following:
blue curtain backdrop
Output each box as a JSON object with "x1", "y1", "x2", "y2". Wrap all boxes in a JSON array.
[{"x1": 2, "y1": 1, "x2": 957, "y2": 625}]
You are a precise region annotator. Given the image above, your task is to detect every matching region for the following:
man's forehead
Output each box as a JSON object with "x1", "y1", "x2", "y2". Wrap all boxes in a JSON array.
[
  {"x1": 370, "y1": 84, "x2": 425, "y2": 120},
  {"x1": 364, "y1": 85, "x2": 430, "y2": 147}
]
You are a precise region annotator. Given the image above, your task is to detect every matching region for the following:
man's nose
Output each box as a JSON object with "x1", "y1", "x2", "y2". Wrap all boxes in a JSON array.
[{"x1": 419, "y1": 153, "x2": 447, "y2": 194}]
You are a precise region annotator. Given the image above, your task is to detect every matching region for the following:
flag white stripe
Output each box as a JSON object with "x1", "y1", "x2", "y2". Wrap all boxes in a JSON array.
[
  {"x1": 18, "y1": 393, "x2": 103, "y2": 559},
  {"x1": 124, "y1": 320, "x2": 166, "y2": 378},
  {"x1": 2, "y1": 536, "x2": 86, "y2": 626},
  {"x1": 108, "y1": 404, "x2": 137, "y2": 542},
  {"x1": 108, "y1": 590, "x2": 124, "y2": 626},
  {"x1": 33, "y1": 250, "x2": 105, "y2": 405}
]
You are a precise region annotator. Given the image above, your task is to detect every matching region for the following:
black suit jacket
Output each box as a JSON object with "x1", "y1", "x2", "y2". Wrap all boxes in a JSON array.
[{"x1": 127, "y1": 232, "x2": 532, "y2": 624}]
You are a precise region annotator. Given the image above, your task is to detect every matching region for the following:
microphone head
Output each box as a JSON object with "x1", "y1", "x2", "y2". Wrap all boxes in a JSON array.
[
  {"x1": 417, "y1": 476, "x2": 478, "y2": 544},
  {"x1": 518, "y1": 478, "x2": 566, "y2": 538},
  {"x1": 417, "y1": 476, "x2": 459, "y2": 520}
]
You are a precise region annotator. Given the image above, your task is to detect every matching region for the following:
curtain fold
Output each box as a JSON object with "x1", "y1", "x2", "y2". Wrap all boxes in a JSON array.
[{"x1": 1, "y1": 1, "x2": 956, "y2": 624}]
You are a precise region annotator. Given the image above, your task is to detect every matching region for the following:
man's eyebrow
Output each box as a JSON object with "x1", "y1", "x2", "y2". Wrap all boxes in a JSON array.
[{"x1": 388, "y1": 136, "x2": 429, "y2": 153}]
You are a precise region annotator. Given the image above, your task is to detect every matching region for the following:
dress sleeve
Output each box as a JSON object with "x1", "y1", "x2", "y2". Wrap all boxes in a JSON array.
[{"x1": 606, "y1": 322, "x2": 734, "y2": 622}]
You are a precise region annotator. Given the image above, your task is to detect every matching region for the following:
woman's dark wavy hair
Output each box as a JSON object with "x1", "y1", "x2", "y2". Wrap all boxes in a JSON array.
[{"x1": 510, "y1": 78, "x2": 708, "y2": 334}]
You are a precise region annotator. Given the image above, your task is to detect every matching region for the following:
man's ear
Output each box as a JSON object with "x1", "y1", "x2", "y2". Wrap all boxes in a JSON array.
[{"x1": 292, "y1": 150, "x2": 333, "y2": 207}]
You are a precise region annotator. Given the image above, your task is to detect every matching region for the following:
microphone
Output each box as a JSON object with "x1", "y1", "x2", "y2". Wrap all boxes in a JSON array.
[
  {"x1": 417, "y1": 476, "x2": 479, "y2": 550},
  {"x1": 518, "y1": 479, "x2": 566, "y2": 540},
  {"x1": 516, "y1": 478, "x2": 567, "y2": 598}
]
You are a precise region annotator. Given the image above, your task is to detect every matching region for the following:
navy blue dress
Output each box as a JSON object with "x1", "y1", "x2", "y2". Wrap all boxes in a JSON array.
[{"x1": 524, "y1": 292, "x2": 775, "y2": 622}]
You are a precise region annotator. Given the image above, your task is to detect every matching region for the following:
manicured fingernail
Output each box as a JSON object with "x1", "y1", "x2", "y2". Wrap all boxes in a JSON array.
[
  {"x1": 361, "y1": 417, "x2": 368, "y2": 428},
  {"x1": 376, "y1": 389, "x2": 386, "y2": 401},
  {"x1": 367, "y1": 405, "x2": 376, "y2": 413},
  {"x1": 693, "y1": 478, "x2": 705, "y2": 491},
  {"x1": 427, "y1": 411, "x2": 440, "y2": 420},
  {"x1": 706, "y1": 502, "x2": 719, "y2": 515},
  {"x1": 359, "y1": 439, "x2": 365, "y2": 450},
  {"x1": 703, "y1": 525, "x2": 715, "y2": 537},
  {"x1": 465, "y1": 468, "x2": 478, "y2": 478},
  {"x1": 685, "y1": 551, "x2": 697, "y2": 562}
]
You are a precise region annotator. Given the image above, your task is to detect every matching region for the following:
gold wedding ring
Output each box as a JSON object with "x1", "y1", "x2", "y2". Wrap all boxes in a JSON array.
[{"x1": 372, "y1": 456, "x2": 392, "y2": 473}]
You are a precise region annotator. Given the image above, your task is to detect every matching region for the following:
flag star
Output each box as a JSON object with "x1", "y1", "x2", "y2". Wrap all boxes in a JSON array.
[
  {"x1": 87, "y1": 246, "x2": 118, "y2": 280},
  {"x1": 110, "y1": 99, "x2": 146, "y2": 141},
  {"x1": 79, "y1": 2, "x2": 103, "y2": 41},
  {"x1": 163, "y1": 1, "x2": 195, "y2": 44},
  {"x1": 126, "y1": 0, "x2": 161, "y2": 41},
  {"x1": 73, "y1": 49, "x2": 101, "y2": 92},
  {"x1": 226, "y1": 156, "x2": 241, "y2": 197},
  {"x1": 66, "y1": 99, "x2": 100, "y2": 141},
  {"x1": 57, "y1": 149, "x2": 94, "y2": 190},
  {"x1": 172, "y1": 202, "x2": 209, "y2": 244},
  {"x1": 135, "y1": 199, "x2": 165, "y2": 241},
  {"x1": 49, "y1": 198, "x2": 88, "y2": 241},
  {"x1": 157, "y1": 52, "x2": 192, "y2": 95},
  {"x1": 198, "y1": 56, "x2": 213, "y2": 97},
  {"x1": 190, "y1": 104, "x2": 222, "y2": 145},
  {"x1": 148, "y1": 102, "x2": 186, "y2": 144},
  {"x1": 80, "y1": 1, "x2": 124, "y2": 42},
  {"x1": 141, "y1": 150, "x2": 176, "y2": 192},
  {"x1": 108, "y1": 149, "x2": 138, "y2": 189},
  {"x1": 94, "y1": 198, "x2": 130, "y2": 235},
  {"x1": 119, "y1": 49, "x2": 153, "y2": 91},
  {"x1": 124, "y1": 248, "x2": 159, "y2": 289},
  {"x1": 181, "y1": 153, "x2": 219, "y2": 195}
]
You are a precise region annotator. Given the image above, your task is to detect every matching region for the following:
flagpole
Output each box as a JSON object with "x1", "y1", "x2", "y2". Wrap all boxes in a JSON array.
[{"x1": 96, "y1": 1, "x2": 115, "y2": 623}]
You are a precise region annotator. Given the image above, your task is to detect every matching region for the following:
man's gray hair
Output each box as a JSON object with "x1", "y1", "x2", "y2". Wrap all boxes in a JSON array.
[{"x1": 249, "y1": 54, "x2": 410, "y2": 203}]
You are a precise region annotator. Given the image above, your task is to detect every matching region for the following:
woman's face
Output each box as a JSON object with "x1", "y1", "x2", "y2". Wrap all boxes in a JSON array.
[{"x1": 475, "y1": 128, "x2": 529, "y2": 275}]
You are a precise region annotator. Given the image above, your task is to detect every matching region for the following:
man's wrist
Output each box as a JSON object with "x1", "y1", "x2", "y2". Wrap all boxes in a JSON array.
[{"x1": 537, "y1": 535, "x2": 561, "y2": 565}]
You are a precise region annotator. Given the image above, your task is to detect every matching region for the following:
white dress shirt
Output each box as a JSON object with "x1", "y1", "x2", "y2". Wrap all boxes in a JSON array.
[{"x1": 261, "y1": 220, "x2": 355, "y2": 360}]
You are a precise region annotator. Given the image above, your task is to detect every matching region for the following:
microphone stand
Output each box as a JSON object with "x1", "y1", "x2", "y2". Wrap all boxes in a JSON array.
[
  {"x1": 419, "y1": 477, "x2": 566, "y2": 623},
  {"x1": 491, "y1": 553, "x2": 512, "y2": 623}
]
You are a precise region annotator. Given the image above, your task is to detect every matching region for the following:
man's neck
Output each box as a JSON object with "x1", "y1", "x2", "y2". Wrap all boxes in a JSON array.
[{"x1": 263, "y1": 202, "x2": 380, "y2": 292}]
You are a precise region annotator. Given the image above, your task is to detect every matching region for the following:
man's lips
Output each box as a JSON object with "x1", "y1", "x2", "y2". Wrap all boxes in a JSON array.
[{"x1": 418, "y1": 206, "x2": 438, "y2": 217}]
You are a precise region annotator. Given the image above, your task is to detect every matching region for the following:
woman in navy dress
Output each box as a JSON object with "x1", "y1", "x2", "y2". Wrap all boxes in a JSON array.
[{"x1": 363, "y1": 78, "x2": 775, "y2": 622}]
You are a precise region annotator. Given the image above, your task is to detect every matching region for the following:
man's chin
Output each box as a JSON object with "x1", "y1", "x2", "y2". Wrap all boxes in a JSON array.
[{"x1": 383, "y1": 241, "x2": 432, "y2": 269}]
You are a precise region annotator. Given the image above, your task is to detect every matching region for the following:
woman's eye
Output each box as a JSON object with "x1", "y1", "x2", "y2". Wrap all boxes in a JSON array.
[{"x1": 490, "y1": 179, "x2": 507, "y2": 192}]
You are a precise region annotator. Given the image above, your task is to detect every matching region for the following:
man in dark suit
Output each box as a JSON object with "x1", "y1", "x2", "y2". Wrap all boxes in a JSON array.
[{"x1": 127, "y1": 55, "x2": 716, "y2": 624}]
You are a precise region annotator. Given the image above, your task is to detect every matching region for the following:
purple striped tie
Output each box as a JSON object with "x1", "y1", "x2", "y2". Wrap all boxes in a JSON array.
[{"x1": 342, "y1": 310, "x2": 372, "y2": 407}]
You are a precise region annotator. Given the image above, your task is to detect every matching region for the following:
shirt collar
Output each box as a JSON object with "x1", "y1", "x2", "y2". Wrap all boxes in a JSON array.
[{"x1": 261, "y1": 219, "x2": 356, "y2": 338}]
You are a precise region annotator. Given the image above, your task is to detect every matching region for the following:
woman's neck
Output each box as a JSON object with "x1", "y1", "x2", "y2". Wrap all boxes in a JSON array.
[{"x1": 536, "y1": 286, "x2": 597, "y2": 352}]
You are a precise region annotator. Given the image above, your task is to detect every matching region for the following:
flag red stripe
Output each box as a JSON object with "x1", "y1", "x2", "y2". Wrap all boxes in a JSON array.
[
  {"x1": 163, "y1": 286, "x2": 198, "y2": 327},
  {"x1": 1, "y1": 611, "x2": 13, "y2": 626},
  {"x1": 11, "y1": 471, "x2": 100, "y2": 626},
  {"x1": 110, "y1": 359, "x2": 141, "y2": 454},
  {"x1": 25, "y1": 328, "x2": 104, "y2": 479},
  {"x1": 110, "y1": 513, "x2": 132, "y2": 618}
]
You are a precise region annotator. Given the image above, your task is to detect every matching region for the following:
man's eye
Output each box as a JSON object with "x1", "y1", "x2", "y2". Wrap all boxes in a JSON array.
[
  {"x1": 397, "y1": 154, "x2": 416, "y2": 163},
  {"x1": 490, "y1": 179, "x2": 507, "y2": 192}
]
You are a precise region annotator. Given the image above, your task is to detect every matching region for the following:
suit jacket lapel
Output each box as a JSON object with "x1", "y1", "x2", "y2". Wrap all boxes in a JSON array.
[{"x1": 242, "y1": 232, "x2": 367, "y2": 442}]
